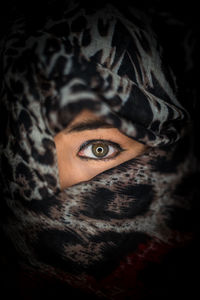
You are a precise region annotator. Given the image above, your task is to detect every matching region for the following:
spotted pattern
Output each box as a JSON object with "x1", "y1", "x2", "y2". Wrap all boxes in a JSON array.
[{"x1": 0, "y1": 1, "x2": 196, "y2": 299}]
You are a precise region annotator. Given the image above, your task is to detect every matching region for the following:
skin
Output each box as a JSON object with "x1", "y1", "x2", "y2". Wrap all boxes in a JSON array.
[{"x1": 54, "y1": 110, "x2": 147, "y2": 189}]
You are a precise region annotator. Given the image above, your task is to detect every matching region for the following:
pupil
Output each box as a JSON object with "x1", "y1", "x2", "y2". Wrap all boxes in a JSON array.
[{"x1": 92, "y1": 143, "x2": 109, "y2": 157}]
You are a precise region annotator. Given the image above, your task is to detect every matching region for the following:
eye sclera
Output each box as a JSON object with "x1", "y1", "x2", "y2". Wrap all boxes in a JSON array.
[{"x1": 77, "y1": 139, "x2": 125, "y2": 161}]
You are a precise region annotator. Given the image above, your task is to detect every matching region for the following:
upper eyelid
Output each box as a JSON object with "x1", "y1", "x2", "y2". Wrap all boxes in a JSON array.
[{"x1": 78, "y1": 139, "x2": 124, "y2": 152}]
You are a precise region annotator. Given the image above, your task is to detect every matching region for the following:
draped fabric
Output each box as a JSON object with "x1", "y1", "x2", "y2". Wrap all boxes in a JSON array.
[{"x1": 0, "y1": 1, "x2": 198, "y2": 299}]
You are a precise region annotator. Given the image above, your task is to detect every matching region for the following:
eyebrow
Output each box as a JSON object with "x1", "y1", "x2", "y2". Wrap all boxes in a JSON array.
[{"x1": 66, "y1": 119, "x2": 116, "y2": 133}]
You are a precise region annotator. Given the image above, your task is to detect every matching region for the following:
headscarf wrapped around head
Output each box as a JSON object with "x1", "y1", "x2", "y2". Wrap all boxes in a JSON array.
[{"x1": 0, "y1": 1, "x2": 197, "y2": 299}]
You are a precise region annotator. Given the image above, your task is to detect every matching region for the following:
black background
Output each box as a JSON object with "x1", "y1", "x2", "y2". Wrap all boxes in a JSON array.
[{"x1": 0, "y1": 1, "x2": 199, "y2": 299}]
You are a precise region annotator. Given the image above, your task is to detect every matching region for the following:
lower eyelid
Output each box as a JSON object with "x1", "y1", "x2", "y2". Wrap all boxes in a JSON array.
[{"x1": 77, "y1": 151, "x2": 122, "y2": 161}]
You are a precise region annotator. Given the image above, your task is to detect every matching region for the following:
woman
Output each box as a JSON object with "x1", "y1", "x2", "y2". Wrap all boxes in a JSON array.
[{"x1": 0, "y1": 1, "x2": 198, "y2": 299}]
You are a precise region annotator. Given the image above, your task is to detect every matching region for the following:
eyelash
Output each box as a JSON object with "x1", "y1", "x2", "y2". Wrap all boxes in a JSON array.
[{"x1": 77, "y1": 139, "x2": 125, "y2": 161}]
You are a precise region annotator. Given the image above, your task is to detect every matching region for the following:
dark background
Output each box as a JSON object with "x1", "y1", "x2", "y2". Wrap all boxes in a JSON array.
[{"x1": 0, "y1": 1, "x2": 199, "y2": 299}]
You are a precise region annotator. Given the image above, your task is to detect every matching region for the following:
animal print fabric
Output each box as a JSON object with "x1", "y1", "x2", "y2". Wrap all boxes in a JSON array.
[{"x1": 0, "y1": 1, "x2": 197, "y2": 299}]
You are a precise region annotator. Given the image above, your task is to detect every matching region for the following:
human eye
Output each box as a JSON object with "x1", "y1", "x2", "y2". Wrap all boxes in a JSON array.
[{"x1": 77, "y1": 139, "x2": 125, "y2": 161}]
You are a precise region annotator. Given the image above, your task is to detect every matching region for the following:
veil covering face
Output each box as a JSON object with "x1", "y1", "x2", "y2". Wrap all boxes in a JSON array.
[{"x1": 0, "y1": 1, "x2": 197, "y2": 298}]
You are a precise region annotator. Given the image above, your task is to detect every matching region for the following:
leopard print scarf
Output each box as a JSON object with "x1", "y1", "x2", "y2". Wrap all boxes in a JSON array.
[{"x1": 0, "y1": 1, "x2": 197, "y2": 298}]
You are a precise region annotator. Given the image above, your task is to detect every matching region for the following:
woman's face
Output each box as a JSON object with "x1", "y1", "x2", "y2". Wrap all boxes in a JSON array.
[{"x1": 54, "y1": 110, "x2": 147, "y2": 189}]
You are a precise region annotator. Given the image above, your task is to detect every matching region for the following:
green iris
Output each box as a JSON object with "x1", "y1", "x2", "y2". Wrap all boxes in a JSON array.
[{"x1": 92, "y1": 142, "x2": 109, "y2": 157}]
